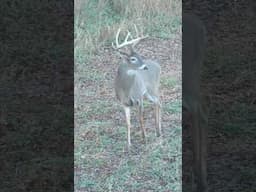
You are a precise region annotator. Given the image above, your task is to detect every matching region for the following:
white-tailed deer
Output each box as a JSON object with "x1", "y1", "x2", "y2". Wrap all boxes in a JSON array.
[
  {"x1": 183, "y1": 13, "x2": 208, "y2": 191},
  {"x1": 113, "y1": 25, "x2": 161, "y2": 147}
]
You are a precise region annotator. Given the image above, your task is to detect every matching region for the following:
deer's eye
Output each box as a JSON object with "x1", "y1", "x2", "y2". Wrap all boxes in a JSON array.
[{"x1": 130, "y1": 57, "x2": 137, "y2": 63}]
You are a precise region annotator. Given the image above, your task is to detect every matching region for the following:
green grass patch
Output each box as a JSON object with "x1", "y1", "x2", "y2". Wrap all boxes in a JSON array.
[
  {"x1": 76, "y1": 100, "x2": 113, "y2": 120},
  {"x1": 75, "y1": 111, "x2": 182, "y2": 191},
  {"x1": 164, "y1": 100, "x2": 182, "y2": 114},
  {"x1": 161, "y1": 76, "x2": 177, "y2": 88}
]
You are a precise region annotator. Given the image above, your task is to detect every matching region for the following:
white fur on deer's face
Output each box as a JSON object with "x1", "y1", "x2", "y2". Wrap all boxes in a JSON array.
[{"x1": 125, "y1": 51, "x2": 148, "y2": 70}]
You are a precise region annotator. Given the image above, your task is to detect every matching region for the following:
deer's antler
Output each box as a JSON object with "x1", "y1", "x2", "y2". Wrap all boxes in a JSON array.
[{"x1": 112, "y1": 25, "x2": 148, "y2": 50}]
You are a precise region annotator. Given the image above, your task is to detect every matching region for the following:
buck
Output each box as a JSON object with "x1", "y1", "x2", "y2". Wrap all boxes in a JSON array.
[
  {"x1": 112, "y1": 25, "x2": 161, "y2": 147},
  {"x1": 183, "y1": 13, "x2": 208, "y2": 192}
]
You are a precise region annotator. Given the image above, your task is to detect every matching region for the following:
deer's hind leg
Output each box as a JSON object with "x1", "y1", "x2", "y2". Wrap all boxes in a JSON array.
[
  {"x1": 145, "y1": 92, "x2": 161, "y2": 137},
  {"x1": 138, "y1": 100, "x2": 146, "y2": 142},
  {"x1": 154, "y1": 100, "x2": 161, "y2": 137}
]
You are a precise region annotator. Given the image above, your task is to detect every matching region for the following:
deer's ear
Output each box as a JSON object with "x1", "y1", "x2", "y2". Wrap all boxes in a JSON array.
[
  {"x1": 117, "y1": 51, "x2": 129, "y2": 59},
  {"x1": 118, "y1": 53, "x2": 126, "y2": 60},
  {"x1": 118, "y1": 52, "x2": 129, "y2": 62},
  {"x1": 141, "y1": 55, "x2": 146, "y2": 59}
]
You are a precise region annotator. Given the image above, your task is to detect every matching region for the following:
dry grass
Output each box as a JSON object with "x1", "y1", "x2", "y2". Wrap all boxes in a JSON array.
[
  {"x1": 74, "y1": 0, "x2": 181, "y2": 61},
  {"x1": 110, "y1": 0, "x2": 180, "y2": 17}
]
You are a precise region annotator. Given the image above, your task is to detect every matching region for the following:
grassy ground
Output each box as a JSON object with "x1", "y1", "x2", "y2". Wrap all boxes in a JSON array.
[{"x1": 74, "y1": 0, "x2": 182, "y2": 191}]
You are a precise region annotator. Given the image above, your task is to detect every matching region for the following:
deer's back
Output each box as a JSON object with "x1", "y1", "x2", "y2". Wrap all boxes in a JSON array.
[{"x1": 139, "y1": 60, "x2": 161, "y2": 97}]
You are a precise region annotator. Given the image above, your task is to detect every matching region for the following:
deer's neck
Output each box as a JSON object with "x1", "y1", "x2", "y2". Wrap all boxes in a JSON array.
[{"x1": 118, "y1": 63, "x2": 139, "y2": 77}]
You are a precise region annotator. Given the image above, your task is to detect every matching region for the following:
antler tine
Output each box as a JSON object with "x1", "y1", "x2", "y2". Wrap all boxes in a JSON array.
[
  {"x1": 132, "y1": 24, "x2": 149, "y2": 48},
  {"x1": 134, "y1": 24, "x2": 139, "y2": 38},
  {"x1": 124, "y1": 30, "x2": 131, "y2": 42},
  {"x1": 112, "y1": 28, "x2": 121, "y2": 49},
  {"x1": 112, "y1": 25, "x2": 149, "y2": 50},
  {"x1": 116, "y1": 28, "x2": 121, "y2": 47}
]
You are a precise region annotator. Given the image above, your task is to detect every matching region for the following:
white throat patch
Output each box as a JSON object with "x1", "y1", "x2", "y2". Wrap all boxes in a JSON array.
[{"x1": 127, "y1": 70, "x2": 137, "y2": 76}]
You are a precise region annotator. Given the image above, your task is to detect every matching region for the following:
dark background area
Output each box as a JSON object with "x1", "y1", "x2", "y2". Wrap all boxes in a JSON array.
[
  {"x1": 0, "y1": 1, "x2": 74, "y2": 191},
  {"x1": 183, "y1": 0, "x2": 256, "y2": 191}
]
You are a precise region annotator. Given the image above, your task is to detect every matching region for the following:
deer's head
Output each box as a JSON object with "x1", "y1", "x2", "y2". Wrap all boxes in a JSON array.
[{"x1": 112, "y1": 25, "x2": 148, "y2": 70}]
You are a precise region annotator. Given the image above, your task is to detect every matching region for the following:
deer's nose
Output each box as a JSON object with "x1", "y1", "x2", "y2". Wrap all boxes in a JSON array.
[{"x1": 139, "y1": 64, "x2": 148, "y2": 70}]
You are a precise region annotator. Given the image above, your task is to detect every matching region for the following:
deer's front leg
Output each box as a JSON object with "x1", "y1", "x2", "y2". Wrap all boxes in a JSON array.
[
  {"x1": 155, "y1": 101, "x2": 161, "y2": 137},
  {"x1": 139, "y1": 101, "x2": 146, "y2": 142},
  {"x1": 124, "y1": 106, "x2": 131, "y2": 147}
]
